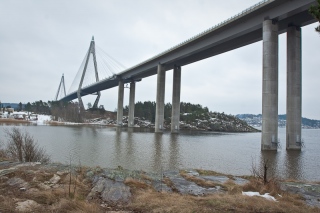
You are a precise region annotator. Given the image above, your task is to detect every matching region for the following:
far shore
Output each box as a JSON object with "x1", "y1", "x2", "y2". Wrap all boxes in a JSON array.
[
  {"x1": 0, "y1": 120, "x2": 260, "y2": 133},
  {"x1": 0, "y1": 118, "x2": 31, "y2": 124}
]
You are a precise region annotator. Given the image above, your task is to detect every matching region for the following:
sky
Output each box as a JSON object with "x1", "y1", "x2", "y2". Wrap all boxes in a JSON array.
[{"x1": 0, "y1": 0, "x2": 319, "y2": 119}]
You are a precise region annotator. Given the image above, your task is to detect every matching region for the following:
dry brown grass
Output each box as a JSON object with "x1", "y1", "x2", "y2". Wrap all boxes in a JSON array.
[
  {"x1": 1, "y1": 165, "x2": 319, "y2": 213},
  {"x1": 162, "y1": 177, "x2": 178, "y2": 192},
  {"x1": 49, "y1": 198, "x2": 102, "y2": 213},
  {"x1": 242, "y1": 177, "x2": 282, "y2": 197},
  {"x1": 196, "y1": 169, "x2": 234, "y2": 179},
  {"x1": 27, "y1": 190, "x2": 62, "y2": 205},
  {"x1": 140, "y1": 173, "x2": 153, "y2": 182},
  {"x1": 128, "y1": 189, "x2": 319, "y2": 213},
  {"x1": 124, "y1": 177, "x2": 152, "y2": 191},
  {"x1": 0, "y1": 119, "x2": 30, "y2": 124},
  {"x1": 223, "y1": 179, "x2": 243, "y2": 195},
  {"x1": 0, "y1": 195, "x2": 16, "y2": 213},
  {"x1": 0, "y1": 164, "x2": 102, "y2": 212}
]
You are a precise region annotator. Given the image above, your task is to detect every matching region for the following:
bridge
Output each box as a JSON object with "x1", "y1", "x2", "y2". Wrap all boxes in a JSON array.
[{"x1": 56, "y1": 0, "x2": 318, "y2": 151}]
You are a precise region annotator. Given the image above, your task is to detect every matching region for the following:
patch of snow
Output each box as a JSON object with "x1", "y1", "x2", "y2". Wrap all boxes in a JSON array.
[
  {"x1": 242, "y1": 191, "x2": 277, "y2": 202},
  {"x1": 30, "y1": 114, "x2": 52, "y2": 125}
]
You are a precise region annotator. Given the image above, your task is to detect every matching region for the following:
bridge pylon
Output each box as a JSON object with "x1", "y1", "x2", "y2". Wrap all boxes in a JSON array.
[
  {"x1": 77, "y1": 36, "x2": 101, "y2": 109},
  {"x1": 55, "y1": 74, "x2": 66, "y2": 101}
]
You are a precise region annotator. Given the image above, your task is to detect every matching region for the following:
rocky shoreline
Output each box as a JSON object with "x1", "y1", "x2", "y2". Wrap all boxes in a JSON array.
[
  {"x1": 85, "y1": 114, "x2": 260, "y2": 132},
  {"x1": 0, "y1": 161, "x2": 319, "y2": 212}
]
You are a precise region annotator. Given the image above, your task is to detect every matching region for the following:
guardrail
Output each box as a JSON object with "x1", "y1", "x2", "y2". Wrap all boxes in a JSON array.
[{"x1": 64, "y1": 0, "x2": 272, "y2": 98}]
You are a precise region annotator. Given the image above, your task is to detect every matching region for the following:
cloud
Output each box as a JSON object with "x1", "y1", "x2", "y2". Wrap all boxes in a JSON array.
[{"x1": 0, "y1": 0, "x2": 319, "y2": 119}]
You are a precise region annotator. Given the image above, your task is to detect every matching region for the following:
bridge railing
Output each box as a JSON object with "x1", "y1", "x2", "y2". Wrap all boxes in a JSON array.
[{"x1": 118, "y1": 0, "x2": 271, "y2": 75}]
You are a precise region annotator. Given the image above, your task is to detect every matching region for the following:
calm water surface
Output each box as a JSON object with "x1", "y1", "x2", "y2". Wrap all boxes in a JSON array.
[{"x1": 0, "y1": 125, "x2": 319, "y2": 181}]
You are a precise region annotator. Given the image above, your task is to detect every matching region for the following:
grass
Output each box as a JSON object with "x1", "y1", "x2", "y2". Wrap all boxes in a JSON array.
[
  {"x1": 0, "y1": 164, "x2": 104, "y2": 212},
  {"x1": 128, "y1": 189, "x2": 319, "y2": 213},
  {"x1": 196, "y1": 169, "x2": 235, "y2": 179}
]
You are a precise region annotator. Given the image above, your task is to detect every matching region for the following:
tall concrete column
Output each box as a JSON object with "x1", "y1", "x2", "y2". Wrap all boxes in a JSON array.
[
  {"x1": 261, "y1": 19, "x2": 279, "y2": 151},
  {"x1": 286, "y1": 26, "x2": 302, "y2": 150},
  {"x1": 117, "y1": 80, "x2": 124, "y2": 126},
  {"x1": 171, "y1": 65, "x2": 181, "y2": 133},
  {"x1": 128, "y1": 81, "x2": 136, "y2": 127},
  {"x1": 155, "y1": 64, "x2": 166, "y2": 133}
]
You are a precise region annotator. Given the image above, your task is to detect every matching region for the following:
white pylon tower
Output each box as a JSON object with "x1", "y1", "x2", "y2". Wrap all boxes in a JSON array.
[
  {"x1": 77, "y1": 36, "x2": 101, "y2": 109},
  {"x1": 55, "y1": 74, "x2": 66, "y2": 101}
]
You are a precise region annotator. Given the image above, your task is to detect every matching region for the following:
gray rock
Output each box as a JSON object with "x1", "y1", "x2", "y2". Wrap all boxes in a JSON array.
[
  {"x1": 87, "y1": 177, "x2": 131, "y2": 204},
  {"x1": 7, "y1": 177, "x2": 29, "y2": 189},
  {"x1": 86, "y1": 170, "x2": 95, "y2": 178},
  {"x1": 186, "y1": 170, "x2": 200, "y2": 176},
  {"x1": 0, "y1": 168, "x2": 16, "y2": 177},
  {"x1": 57, "y1": 170, "x2": 68, "y2": 176},
  {"x1": 169, "y1": 175, "x2": 219, "y2": 195},
  {"x1": 152, "y1": 180, "x2": 172, "y2": 193},
  {"x1": 163, "y1": 170, "x2": 180, "y2": 178},
  {"x1": 280, "y1": 182, "x2": 320, "y2": 208},
  {"x1": 38, "y1": 182, "x2": 51, "y2": 190},
  {"x1": 233, "y1": 177, "x2": 249, "y2": 185},
  {"x1": 201, "y1": 175, "x2": 229, "y2": 184},
  {"x1": 49, "y1": 174, "x2": 61, "y2": 184}
]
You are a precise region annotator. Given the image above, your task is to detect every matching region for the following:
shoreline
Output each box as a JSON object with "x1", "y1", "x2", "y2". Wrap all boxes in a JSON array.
[{"x1": 0, "y1": 119, "x2": 261, "y2": 133}]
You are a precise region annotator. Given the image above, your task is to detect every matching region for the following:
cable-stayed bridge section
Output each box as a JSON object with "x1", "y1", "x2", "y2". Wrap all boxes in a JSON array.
[{"x1": 58, "y1": 0, "x2": 318, "y2": 151}]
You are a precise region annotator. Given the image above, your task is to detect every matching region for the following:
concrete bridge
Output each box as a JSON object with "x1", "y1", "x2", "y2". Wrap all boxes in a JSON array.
[{"x1": 58, "y1": 0, "x2": 318, "y2": 151}]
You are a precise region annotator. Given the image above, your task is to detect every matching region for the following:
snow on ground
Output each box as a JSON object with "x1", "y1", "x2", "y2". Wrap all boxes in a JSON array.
[
  {"x1": 31, "y1": 114, "x2": 52, "y2": 125},
  {"x1": 242, "y1": 191, "x2": 277, "y2": 202}
]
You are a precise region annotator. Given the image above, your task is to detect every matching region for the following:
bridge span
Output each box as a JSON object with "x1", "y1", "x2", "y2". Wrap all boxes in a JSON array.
[{"x1": 59, "y1": 0, "x2": 317, "y2": 151}]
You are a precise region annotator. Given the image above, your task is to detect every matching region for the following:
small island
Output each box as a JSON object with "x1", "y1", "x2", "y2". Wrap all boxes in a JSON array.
[{"x1": 1, "y1": 101, "x2": 259, "y2": 133}]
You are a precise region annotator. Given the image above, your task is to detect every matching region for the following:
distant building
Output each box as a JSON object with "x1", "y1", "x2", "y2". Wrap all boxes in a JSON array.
[{"x1": 0, "y1": 107, "x2": 14, "y2": 113}]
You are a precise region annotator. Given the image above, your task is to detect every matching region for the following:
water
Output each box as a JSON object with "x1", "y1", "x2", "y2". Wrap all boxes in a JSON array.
[{"x1": 0, "y1": 124, "x2": 319, "y2": 181}]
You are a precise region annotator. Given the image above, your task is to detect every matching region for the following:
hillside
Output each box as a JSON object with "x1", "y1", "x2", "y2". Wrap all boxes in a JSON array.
[
  {"x1": 123, "y1": 102, "x2": 259, "y2": 132},
  {"x1": 236, "y1": 114, "x2": 320, "y2": 129}
]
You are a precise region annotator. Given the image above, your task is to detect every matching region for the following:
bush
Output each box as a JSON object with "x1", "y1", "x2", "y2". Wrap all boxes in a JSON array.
[
  {"x1": 4, "y1": 127, "x2": 50, "y2": 163},
  {"x1": 0, "y1": 140, "x2": 9, "y2": 161}
]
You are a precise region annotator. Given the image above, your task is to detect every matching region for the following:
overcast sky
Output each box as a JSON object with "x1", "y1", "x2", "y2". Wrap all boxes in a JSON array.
[{"x1": 1, "y1": 0, "x2": 319, "y2": 119}]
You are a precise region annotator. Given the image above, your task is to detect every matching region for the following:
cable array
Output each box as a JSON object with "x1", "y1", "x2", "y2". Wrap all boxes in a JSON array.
[
  {"x1": 66, "y1": 45, "x2": 126, "y2": 95},
  {"x1": 68, "y1": 49, "x2": 90, "y2": 95}
]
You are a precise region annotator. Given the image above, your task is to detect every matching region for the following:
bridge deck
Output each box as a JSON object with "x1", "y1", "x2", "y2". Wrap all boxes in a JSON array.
[{"x1": 60, "y1": 0, "x2": 317, "y2": 102}]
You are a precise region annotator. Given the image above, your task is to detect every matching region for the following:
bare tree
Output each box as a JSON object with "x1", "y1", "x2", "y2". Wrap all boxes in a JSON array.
[
  {"x1": 5, "y1": 127, "x2": 23, "y2": 161},
  {"x1": 5, "y1": 127, "x2": 50, "y2": 163},
  {"x1": 251, "y1": 157, "x2": 270, "y2": 184}
]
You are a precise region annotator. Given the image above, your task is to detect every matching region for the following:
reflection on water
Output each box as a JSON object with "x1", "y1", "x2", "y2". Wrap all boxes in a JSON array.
[
  {"x1": 260, "y1": 151, "x2": 279, "y2": 178},
  {"x1": 152, "y1": 133, "x2": 163, "y2": 171},
  {"x1": 169, "y1": 134, "x2": 179, "y2": 171},
  {"x1": 0, "y1": 125, "x2": 319, "y2": 181},
  {"x1": 284, "y1": 151, "x2": 303, "y2": 180}
]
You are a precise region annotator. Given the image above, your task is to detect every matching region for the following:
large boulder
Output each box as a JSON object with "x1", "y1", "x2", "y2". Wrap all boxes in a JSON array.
[{"x1": 87, "y1": 177, "x2": 131, "y2": 204}]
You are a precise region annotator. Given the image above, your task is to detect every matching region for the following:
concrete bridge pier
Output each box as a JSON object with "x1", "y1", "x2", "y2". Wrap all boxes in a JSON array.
[
  {"x1": 117, "y1": 80, "x2": 124, "y2": 126},
  {"x1": 128, "y1": 81, "x2": 136, "y2": 127},
  {"x1": 155, "y1": 64, "x2": 166, "y2": 133},
  {"x1": 261, "y1": 19, "x2": 279, "y2": 151},
  {"x1": 286, "y1": 26, "x2": 302, "y2": 150},
  {"x1": 171, "y1": 65, "x2": 181, "y2": 133}
]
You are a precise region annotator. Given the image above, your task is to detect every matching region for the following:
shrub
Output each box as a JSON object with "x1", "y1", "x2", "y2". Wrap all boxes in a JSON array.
[{"x1": 4, "y1": 127, "x2": 50, "y2": 163}]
